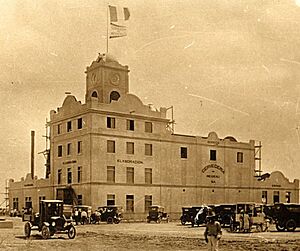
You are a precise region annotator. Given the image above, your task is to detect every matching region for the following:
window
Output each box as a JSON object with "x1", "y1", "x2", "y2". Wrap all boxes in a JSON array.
[
  {"x1": 77, "y1": 118, "x2": 83, "y2": 129},
  {"x1": 13, "y1": 198, "x2": 19, "y2": 210},
  {"x1": 67, "y1": 143, "x2": 72, "y2": 156},
  {"x1": 145, "y1": 144, "x2": 153, "y2": 156},
  {"x1": 39, "y1": 196, "x2": 46, "y2": 203},
  {"x1": 107, "y1": 117, "x2": 116, "y2": 129},
  {"x1": 77, "y1": 166, "x2": 82, "y2": 183},
  {"x1": 107, "y1": 166, "x2": 115, "y2": 183},
  {"x1": 145, "y1": 168, "x2": 152, "y2": 184},
  {"x1": 126, "y1": 195, "x2": 134, "y2": 212},
  {"x1": 67, "y1": 168, "x2": 72, "y2": 184},
  {"x1": 286, "y1": 192, "x2": 291, "y2": 203},
  {"x1": 67, "y1": 121, "x2": 72, "y2": 132},
  {"x1": 181, "y1": 147, "x2": 187, "y2": 159},
  {"x1": 127, "y1": 167, "x2": 134, "y2": 184},
  {"x1": 77, "y1": 194, "x2": 83, "y2": 205},
  {"x1": 77, "y1": 141, "x2": 82, "y2": 154},
  {"x1": 107, "y1": 194, "x2": 115, "y2": 206},
  {"x1": 237, "y1": 152, "x2": 243, "y2": 163},
  {"x1": 273, "y1": 191, "x2": 280, "y2": 203},
  {"x1": 58, "y1": 145, "x2": 63, "y2": 157},
  {"x1": 107, "y1": 140, "x2": 115, "y2": 153},
  {"x1": 145, "y1": 195, "x2": 152, "y2": 212},
  {"x1": 262, "y1": 191, "x2": 267, "y2": 204},
  {"x1": 126, "y1": 142, "x2": 134, "y2": 154},
  {"x1": 57, "y1": 124, "x2": 62, "y2": 135},
  {"x1": 25, "y1": 197, "x2": 32, "y2": 209},
  {"x1": 145, "y1": 122, "x2": 153, "y2": 133},
  {"x1": 110, "y1": 91, "x2": 120, "y2": 102},
  {"x1": 58, "y1": 169, "x2": 62, "y2": 184},
  {"x1": 126, "y1": 119, "x2": 134, "y2": 131},
  {"x1": 210, "y1": 150, "x2": 217, "y2": 161}
]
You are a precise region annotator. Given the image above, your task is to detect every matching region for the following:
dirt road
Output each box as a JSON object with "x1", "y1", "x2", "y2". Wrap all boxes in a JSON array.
[{"x1": 1, "y1": 217, "x2": 300, "y2": 250}]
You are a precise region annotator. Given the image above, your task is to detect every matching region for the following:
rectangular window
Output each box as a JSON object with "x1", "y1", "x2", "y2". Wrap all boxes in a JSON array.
[
  {"x1": 126, "y1": 142, "x2": 134, "y2": 154},
  {"x1": 107, "y1": 166, "x2": 115, "y2": 183},
  {"x1": 145, "y1": 144, "x2": 153, "y2": 156},
  {"x1": 67, "y1": 121, "x2": 72, "y2": 132},
  {"x1": 39, "y1": 196, "x2": 46, "y2": 203},
  {"x1": 77, "y1": 166, "x2": 82, "y2": 183},
  {"x1": 273, "y1": 191, "x2": 280, "y2": 203},
  {"x1": 237, "y1": 152, "x2": 243, "y2": 163},
  {"x1": 57, "y1": 124, "x2": 62, "y2": 135},
  {"x1": 58, "y1": 145, "x2": 63, "y2": 157},
  {"x1": 107, "y1": 194, "x2": 115, "y2": 206},
  {"x1": 126, "y1": 119, "x2": 134, "y2": 131},
  {"x1": 145, "y1": 122, "x2": 153, "y2": 133},
  {"x1": 210, "y1": 150, "x2": 217, "y2": 161},
  {"x1": 107, "y1": 140, "x2": 116, "y2": 153},
  {"x1": 145, "y1": 168, "x2": 152, "y2": 184},
  {"x1": 126, "y1": 195, "x2": 134, "y2": 212},
  {"x1": 262, "y1": 191, "x2": 267, "y2": 204},
  {"x1": 67, "y1": 143, "x2": 72, "y2": 156},
  {"x1": 107, "y1": 117, "x2": 116, "y2": 129},
  {"x1": 58, "y1": 169, "x2": 62, "y2": 184},
  {"x1": 181, "y1": 147, "x2": 187, "y2": 159},
  {"x1": 13, "y1": 198, "x2": 19, "y2": 210},
  {"x1": 67, "y1": 168, "x2": 72, "y2": 184},
  {"x1": 25, "y1": 197, "x2": 32, "y2": 209},
  {"x1": 127, "y1": 167, "x2": 134, "y2": 184},
  {"x1": 145, "y1": 195, "x2": 152, "y2": 212},
  {"x1": 77, "y1": 118, "x2": 83, "y2": 129},
  {"x1": 77, "y1": 194, "x2": 82, "y2": 205},
  {"x1": 286, "y1": 192, "x2": 291, "y2": 203},
  {"x1": 77, "y1": 141, "x2": 82, "y2": 154}
]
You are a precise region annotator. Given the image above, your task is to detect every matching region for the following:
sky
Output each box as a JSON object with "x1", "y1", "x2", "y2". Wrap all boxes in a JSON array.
[{"x1": 1, "y1": 0, "x2": 300, "y2": 203}]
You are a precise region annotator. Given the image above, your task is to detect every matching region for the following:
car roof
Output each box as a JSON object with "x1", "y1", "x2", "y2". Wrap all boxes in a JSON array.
[{"x1": 41, "y1": 200, "x2": 63, "y2": 203}]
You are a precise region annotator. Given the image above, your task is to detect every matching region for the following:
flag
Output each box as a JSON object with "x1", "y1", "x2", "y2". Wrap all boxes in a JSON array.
[{"x1": 108, "y1": 5, "x2": 130, "y2": 38}]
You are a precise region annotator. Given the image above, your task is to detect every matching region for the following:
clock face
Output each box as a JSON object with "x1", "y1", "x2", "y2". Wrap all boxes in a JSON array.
[{"x1": 109, "y1": 72, "x2": 120, "y2": 85}]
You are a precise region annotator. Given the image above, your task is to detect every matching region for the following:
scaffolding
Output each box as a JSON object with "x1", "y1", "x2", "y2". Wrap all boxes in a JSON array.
[
  {"x1": 254, "y1": 141, "x2": 262, "y2": 178},
  {"x1": 0, "y1": 180, "x2": 9, "y2": 214}
]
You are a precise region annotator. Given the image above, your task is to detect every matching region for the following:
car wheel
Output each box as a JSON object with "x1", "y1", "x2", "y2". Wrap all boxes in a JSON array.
[
  {"x1": 107, "y1": 217, "x2": 113, "y2": 224},
  {"x1": 41, "y1": 225, "x2": 50, "y2": 239},
  {"x1": 114, "y1": 218, "x2": 120, "y2": 224},
  {"x1": 286, "y1": 219, "x2": 297, "y2": 232},
  {"x1": 276, "y1": 223, "x2": 285, "y2": 232},
  {"x1": 24, "y1": 222, "x2": 31, "y2": 238},
  {"x1": 68, "y1": 225, "x2": 76, "y2": 239}
]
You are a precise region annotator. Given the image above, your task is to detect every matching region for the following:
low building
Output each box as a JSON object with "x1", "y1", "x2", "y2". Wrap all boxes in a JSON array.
[{"x1": 9, "y1": 54, "x2": 299, "y2": 219}]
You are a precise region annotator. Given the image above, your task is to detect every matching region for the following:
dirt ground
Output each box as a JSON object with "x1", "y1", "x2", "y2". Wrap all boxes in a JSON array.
[{"x1": 1, "y1": 217, "x2": 300, "y2": 251}]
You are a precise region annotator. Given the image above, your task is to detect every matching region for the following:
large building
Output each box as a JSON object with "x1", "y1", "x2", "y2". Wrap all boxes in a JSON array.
[{"x1": 9, "y1": 54, "x2": 299, "y2": 219}]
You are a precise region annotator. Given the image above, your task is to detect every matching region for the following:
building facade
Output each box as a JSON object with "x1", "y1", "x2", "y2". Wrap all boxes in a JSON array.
[{"x1": 9, "y1": 54, "x2": 299, "y2": 219}]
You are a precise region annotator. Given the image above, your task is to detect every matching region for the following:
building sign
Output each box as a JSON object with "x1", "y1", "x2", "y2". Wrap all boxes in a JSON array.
[
  {"x1": 63, "y1": 160, "x2": 77, "y2": 165},
  {"x1": 272, "y1": 184, "x2": 281, "y2": 188},
  {"x1": 117, "y1": 159, "x2": 143, "y2": 164},
  {"x1": 202, "y1": 164, "x2": 225, "y2": 174}
]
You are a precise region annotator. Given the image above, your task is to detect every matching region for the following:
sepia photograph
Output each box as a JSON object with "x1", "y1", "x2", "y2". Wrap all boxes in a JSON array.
[{"x1": 1, "y1": 0, "x2": 300, "y2": 250}]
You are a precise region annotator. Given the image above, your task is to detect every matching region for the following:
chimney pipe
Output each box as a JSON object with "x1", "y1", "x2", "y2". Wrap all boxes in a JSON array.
[{"x1": 31, "y1": 131, "x2": 35, "y2": 179}]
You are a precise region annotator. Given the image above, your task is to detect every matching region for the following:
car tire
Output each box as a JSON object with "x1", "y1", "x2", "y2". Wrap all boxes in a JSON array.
[
  {"x1": 107, "y1": 217, "x2": 113, "y2": 224},
  {"x1": 286, "y1": 219, "x2": 297, "y2": 232},
  {"x1": 24, "y1": 222, "x2": 31, "y2": 238},
  {"x1": 276, "y1": 223, "x2": 285, "y2": 232},
  {"x1": 41, "y1": 225, "x2": 50, "y2": 239},
  {"x1": 68, "y1": 225, "x2": 76, "y2": 239}
]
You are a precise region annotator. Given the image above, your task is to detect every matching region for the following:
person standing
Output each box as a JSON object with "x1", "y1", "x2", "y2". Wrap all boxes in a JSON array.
[{"x1": 204, "y1": 211, "x2": 222, "y2": 251}]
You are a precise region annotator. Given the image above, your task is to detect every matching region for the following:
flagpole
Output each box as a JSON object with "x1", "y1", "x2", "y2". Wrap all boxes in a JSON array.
[{"x1": 106, "y1": 4, "x2": 109, "y2": 54}]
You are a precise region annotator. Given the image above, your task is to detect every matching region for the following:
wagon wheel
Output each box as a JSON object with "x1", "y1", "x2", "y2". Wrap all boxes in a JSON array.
[
  {"x1": 24, "y1": 222, "x2": 31, "y2": 238},
  {"x1": 68, "y1": 225, "x2": 76, "y2": 239},
  {"x1": 41, "y1": 225, "x2": 50, "y2": 239}
]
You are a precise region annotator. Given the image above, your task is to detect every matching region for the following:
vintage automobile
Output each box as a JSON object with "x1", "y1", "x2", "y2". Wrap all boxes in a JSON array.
[
  {"x1": 180, "y1": 207, "x2": 192, "y2": 225},
  {"x1": 98, "y1": 205, "x2": 123, "y2": 224},
  {"x1": 23, "y1": 200, "x2": 76, "y2": 239},
  {"x1": 192, "y1": 205, "x2": 214, "y2": 227},
  {"x1": 268, "y1": 203, "x2": 300, "y2": 232},
  {"x1": 229, "y1": 202, "x2": 268, "y2": 233},
  {"x1": 214, "y1": 204, "x2": 236, "y2": 227},
  {"x1": 73, "y1": 205, "x2": 92, "y2": 224},
  {"x1": 147, "y1": 205, "x2": 169, "y2": 223}
]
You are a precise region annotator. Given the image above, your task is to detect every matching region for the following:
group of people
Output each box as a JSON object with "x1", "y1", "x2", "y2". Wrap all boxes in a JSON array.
[{"x1": 73, "y1": 208, "x2": 101, "y2": 225}]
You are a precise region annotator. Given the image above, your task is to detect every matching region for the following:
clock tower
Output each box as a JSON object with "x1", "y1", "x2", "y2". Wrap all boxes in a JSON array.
[{"x1": 85, "y1": 53, "x2": 129, "y2": 104}]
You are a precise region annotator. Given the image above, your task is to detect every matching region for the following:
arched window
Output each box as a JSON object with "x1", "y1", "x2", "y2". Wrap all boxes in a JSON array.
[
  {"x1": 110, "y1": 91, "x2": 120, "y2": 102},
  {"x1": 91, "y1": 91, "x2": 98, "y2": 98}
]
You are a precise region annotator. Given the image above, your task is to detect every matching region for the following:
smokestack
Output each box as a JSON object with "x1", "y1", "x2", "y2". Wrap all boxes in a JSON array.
[{"x1": 31, "y1": 131, "x2": 35, "y2": 179}]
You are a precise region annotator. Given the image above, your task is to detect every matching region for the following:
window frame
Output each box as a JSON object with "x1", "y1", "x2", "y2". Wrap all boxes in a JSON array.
[
  {"x1": 107, "y1": 140, "x2": 116, "y2": 153},
  {"x1": 107, "y1": 166, "x2": 116, "y2": 183},
  {"x1": 126, "y1": 142, "x2": 134, "y2": 155},
  {"x1": 180, "y1": 147, "x2": 187, "y2": 159},
  {"x1": 126, "y1": 119, "x2": 135, "y2": 131},
  {"x1": 210, "y1": 149, "x2": 217, "y2": 161}
]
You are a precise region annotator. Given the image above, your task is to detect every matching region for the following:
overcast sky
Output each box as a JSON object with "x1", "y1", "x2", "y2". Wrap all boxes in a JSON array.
[{"x1": 1, "y1": 0, "x2": 300, "y2": 202}]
